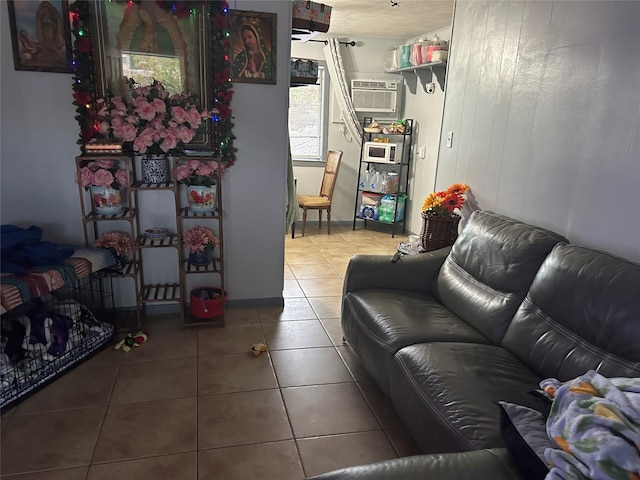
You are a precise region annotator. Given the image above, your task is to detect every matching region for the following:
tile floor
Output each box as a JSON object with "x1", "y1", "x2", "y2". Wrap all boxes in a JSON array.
[{"x1": 1, "y1": 225, "x2": 419, "y2": 479}]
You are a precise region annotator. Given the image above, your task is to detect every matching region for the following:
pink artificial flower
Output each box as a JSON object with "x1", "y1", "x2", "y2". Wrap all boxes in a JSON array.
[
  {"x1": 79, "y1": 167, "x2": 94, "y2": 188},
  {"x1": 133, "y1": 96, "x2": 147, "y2": 108},
  {"x1": 201, "y1": 109, "x2": 210, "y2": 118},
  {"x1": 115, "y1": 169, "x2": 129, "y2": 187},
  {"x1": 150, "y1": 116, "x2": 164, "y2": 130},
  {"x1": 126, "y1": 115, "x2": 139, "y2": 125},
  {"x1": 99, "y1": 121, "x2": 110, "y2": 134},
  {"x1": 186, "y1": 108, "x2": 201, "y2": 127},
  {"x1": 187, "y1": 160, "x2": 201, "y2": 171},
  {"x1": 136, "y1": 101, "x2": 156, "y2": 121},
  {"x1": 139, "y1": 128, "x2": 154, "y2": 147},
  {"x1": 112, "y1": 97, "x2": 127, "y2": 112},
  {"x1": 160, "y1": 133, "x2": 178, "y2": 152},
  {"x1": 196, "y1": 162, "x2": 214, "y2": 177},
  {"x1": 152, "y1": 97, "x2": 167, "y2": 114},
  {"x1": 118, "y1": 122, "x2": 137, "y2": 142},
  {"x1": 133, "y1": 136, "x2": 148, "y2": 154},
  {"x1": 173, "y1": 163, "x2": 191, "y2": 181},
  {"x1": 178, "y1": 125, "x2": 195, "y2": 144},
  {"x1": 111, "y1": 116, "x2": 123, "y2": 128},
  {"x1": 183, "y1": 225, "x2": 218, "y2": 253},
  {"x1": 96, "y1": 231, "x2": 133, "y2": 256},
  {"x1": 171, "y1": 106, "x2": 187, "y2": 124},
  {"x1": 93, "y1": 168, "x2": 114, "y2": 187}
]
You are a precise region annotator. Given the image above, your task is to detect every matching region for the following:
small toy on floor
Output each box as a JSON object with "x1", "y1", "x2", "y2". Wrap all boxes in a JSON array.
[
  {"x1": 250, "y1": 343, "x2": 267, "y2": 356},
  {"x1": 115, "y1": 331, "x2": 148, "y2": 352}
]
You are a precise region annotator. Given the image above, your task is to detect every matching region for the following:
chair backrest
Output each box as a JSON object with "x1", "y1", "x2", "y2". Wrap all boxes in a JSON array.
[{"x1": 319, "y1": 150, "x2": 343, "y2": 199}]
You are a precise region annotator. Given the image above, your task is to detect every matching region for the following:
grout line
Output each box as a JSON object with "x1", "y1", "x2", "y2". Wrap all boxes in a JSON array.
[
  {"x1": 261, "y1": 319, "x2": 308, "y2": 478},
  {"x1": 86, "y1": 358, "x2": 122, "y2": 475}
]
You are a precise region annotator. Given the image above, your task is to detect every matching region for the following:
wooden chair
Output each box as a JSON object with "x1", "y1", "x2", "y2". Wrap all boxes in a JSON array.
[{"x1": 296, "y1": 150, "x2": 343, "y2": 237}]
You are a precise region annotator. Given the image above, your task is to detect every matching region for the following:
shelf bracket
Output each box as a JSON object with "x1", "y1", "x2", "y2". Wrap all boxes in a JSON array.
[{"x1": 399, "y1": 65, "x2": 446, "y2": 94}]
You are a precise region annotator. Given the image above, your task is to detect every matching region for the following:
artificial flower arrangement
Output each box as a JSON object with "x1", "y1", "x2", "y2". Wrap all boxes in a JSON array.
[
  {"x1": 95, "y1": 231, "x2": 133, "y2": 257},
  {"x1": 78, "y1": 159, "x2": 129, "y2": 190},
  {"x1": 173, "y1": 159, "x2": 220, "y2": 187},
  {"x1": 183, "y1": 225, "x2": 220, "y2": 253},
  {"x1": 96, "y1": 80, "x2": 210, "y2": 157},
  {"x1": 421, "y1": 183, "x2": 469, "y2": 217},
  {"x1": 70, "y1": 1, "x2": 236, "y2": 167}
]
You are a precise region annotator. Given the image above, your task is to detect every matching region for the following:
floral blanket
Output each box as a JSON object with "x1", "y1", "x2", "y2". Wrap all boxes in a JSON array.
[{"x1": 541, "y1": 371, "x2": 640, "y2": 480}]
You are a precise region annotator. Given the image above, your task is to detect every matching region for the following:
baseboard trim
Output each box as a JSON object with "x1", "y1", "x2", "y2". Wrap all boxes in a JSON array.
[
  {"x1": 114, "y1": 297, "x2": 286, "y2": 316},
  {"x1": 226, "y1": 297, "x2": 284, "y2": 309}
]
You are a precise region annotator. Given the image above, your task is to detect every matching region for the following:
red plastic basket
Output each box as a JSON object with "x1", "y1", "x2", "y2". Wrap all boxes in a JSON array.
[{"x1": 190, "y1": 287, "x2": 227, "y2": 318}]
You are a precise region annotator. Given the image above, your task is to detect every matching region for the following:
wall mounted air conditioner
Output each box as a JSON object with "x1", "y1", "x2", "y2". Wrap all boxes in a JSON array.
[{"x1": 351, "y1": 79, "x2": 400, "y2": 114}]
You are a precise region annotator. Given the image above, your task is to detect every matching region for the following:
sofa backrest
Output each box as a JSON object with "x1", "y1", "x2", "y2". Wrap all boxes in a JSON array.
[
  {"x1": 432, "y1": 210, "x2": 568, "y2": 344},
  {"x1": 501, "y1": 244, "x2": 640, "y2": 379}
]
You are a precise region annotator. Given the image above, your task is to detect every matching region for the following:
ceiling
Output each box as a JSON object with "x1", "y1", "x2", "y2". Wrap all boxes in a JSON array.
[{"x1": 318, "y1": 0, "x2": 455, "y2": 40}]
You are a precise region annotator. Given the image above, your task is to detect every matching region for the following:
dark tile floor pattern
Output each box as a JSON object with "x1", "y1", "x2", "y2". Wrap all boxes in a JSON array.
[{"x1": 1, "y1": 226, "x2": 420, "y2": 479}]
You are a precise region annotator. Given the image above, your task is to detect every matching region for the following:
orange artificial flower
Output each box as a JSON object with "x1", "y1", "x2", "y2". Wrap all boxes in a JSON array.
[
  {"x1": 422, "y1": 183, "x2": 470, "y2": 217},
  {"x1": 422, "y1": 192, "x2": 445, "y2": 212},
  {"x1": 443, "y1": 193, "x2": 465, "y2": 212},
  {"x1": 446, "y1": 183, "x2": 469, "y2": 195}
]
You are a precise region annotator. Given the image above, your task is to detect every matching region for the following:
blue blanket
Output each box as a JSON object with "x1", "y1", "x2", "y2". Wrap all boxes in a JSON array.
[
  {"x1": 1, "y1": 225, "x2": 74, "y2": 274},
  {"x1": 541, "y1": 371, "x2": 640, "y2": 480}
]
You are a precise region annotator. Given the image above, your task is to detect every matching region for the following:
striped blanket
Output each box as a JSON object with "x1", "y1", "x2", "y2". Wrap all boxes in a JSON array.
[{"x1": 0, "y1": 248, "x2": 115, "y2": 314}]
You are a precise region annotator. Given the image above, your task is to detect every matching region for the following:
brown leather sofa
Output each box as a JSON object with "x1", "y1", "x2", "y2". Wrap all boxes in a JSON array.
[{"x1": 310, "y1": 210, "x2": 640, "y2": 479}]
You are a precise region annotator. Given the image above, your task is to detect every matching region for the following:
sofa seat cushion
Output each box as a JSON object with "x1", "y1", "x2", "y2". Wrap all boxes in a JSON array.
[
  {"x1": 308, "y1": 448, "x2": 524, "y2": 480},
  {"x1": 342, "y1": 289, "x2": 490, "y2": 394},
  {"x1": 390, "y1": 342, "x2": 542, "y2": 453}
]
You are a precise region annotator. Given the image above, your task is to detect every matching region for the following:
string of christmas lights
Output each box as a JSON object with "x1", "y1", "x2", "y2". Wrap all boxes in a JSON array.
[{"x1": 69, "y1": 0, "x2": 236, "y2": 168}]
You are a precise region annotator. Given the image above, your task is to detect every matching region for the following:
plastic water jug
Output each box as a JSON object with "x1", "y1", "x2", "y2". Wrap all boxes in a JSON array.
[
  {"x1": 359, "y1": 170, "x2": 370, "y2": 190},
  {"x1": 370, "y1": 171, "x2": 383, "y2": 193}
]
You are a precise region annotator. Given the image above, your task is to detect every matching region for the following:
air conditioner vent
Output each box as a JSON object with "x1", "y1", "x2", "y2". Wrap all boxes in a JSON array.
[
  {"x1": 350, "y1": 78, "x2": 400, "y2": 113},
  {"x1": 351, "y1": 80, "x2": 398, "y2": 90},
  {"x1": 351, "y1": 90, "x2": 397, "y2": 113}
]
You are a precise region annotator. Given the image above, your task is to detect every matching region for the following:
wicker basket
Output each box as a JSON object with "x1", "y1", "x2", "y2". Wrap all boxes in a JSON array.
[{"x1": 420, "y1": 213, "x2": 461, "y2": 251}]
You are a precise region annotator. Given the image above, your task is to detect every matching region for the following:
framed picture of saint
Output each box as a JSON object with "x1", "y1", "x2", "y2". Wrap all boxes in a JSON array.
[
  {"x1": 90, "y1": 0, "x2": 214, "y2": 150},
  {"x1": 229, "y1": 10, "x2": 277, "y2": 84},
  {"x1": 7, "y1": 0, "x2": 73, "y2": 73}
]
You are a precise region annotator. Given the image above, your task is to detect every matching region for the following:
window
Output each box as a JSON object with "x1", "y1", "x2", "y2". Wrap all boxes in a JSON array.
[{"x1": 288, "y1": 63, "x2": 328, "y2": 162}]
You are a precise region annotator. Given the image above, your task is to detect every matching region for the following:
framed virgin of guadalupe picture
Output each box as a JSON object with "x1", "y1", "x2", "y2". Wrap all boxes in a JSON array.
[
  {"x1": 7, "y1": 0, "x2": 73, "y2": 73},
  {"x1": 90, "y1": 0, "x2": 214, "y2": 150},
  {"x1": 229, "y1": 10, "x2": 277, "y2": 84}
]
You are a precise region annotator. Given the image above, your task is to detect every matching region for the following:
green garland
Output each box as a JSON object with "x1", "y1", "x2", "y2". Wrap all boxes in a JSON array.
[{"x1": 69, "y1": 0, "x2": 236, "y2": 168}]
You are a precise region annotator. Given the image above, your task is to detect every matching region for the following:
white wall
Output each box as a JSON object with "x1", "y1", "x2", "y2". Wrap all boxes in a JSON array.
[
  {"x1": 402, "y1": 26, "x2": 450, "y2": 235},
  {"x1": 291, "y1": 29, "x2": 451, "y2": 235},
  {"x1": 438, "y1": 0, "x2": 640, "y2": 263},
  {"x1": 1, "y1": 8, "x2": 83, "y2": 244},
  {"x1": 0, "y1": 1, "x2": 292, "y2": 307}
]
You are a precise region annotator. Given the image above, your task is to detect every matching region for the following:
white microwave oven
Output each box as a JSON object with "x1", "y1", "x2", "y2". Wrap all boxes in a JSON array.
[{"x1": 363, "y1": 142, "x2": 403, "y2": 164}]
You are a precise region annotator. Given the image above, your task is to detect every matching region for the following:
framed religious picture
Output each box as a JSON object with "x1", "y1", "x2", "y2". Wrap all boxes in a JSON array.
[
  {"x1": 90, "y1": 0, "x2": 214, "y2": 150},
  {"x1": 7, "y1": 0, "x2": 73, "y2": 73},
  {"x1": 229, "y1": 10, "x2": 277, "y2": 84}
]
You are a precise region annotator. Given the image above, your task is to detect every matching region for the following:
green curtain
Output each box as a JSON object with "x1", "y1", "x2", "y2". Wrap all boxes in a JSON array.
[{"x1": 285, "y1": 140, "x2": 299, "y2": 234}]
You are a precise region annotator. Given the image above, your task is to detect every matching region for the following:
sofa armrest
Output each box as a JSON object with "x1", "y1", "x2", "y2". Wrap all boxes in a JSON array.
[
  {"x1": 308, "y1": 449, "x2": 524, "y2": 480},
  {"x1": 343, "y1": 247, "x2": 451, "y2": 296}
]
